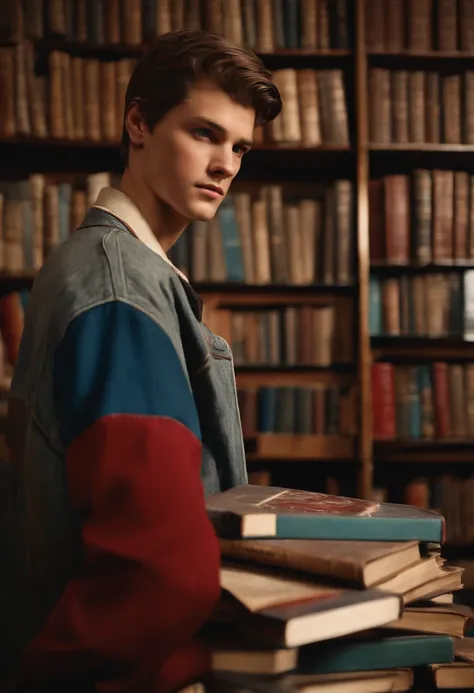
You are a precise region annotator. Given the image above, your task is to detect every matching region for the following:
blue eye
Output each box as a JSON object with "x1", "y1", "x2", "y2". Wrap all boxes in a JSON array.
[
  {"x1": 194, "y1": 127, "x2": 213, "y2": 140},
  {"x1": 232, "y1": 143, "x2": 250, "y2": 156}
]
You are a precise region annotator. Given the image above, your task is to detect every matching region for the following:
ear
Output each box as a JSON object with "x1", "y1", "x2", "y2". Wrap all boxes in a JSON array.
[{"x1": 125, "y1": 101, "x2": 149, "y2": 146}]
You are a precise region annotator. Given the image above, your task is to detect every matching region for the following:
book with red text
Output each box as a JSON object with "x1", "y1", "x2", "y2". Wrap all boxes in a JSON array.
[{"x1": 206, "y1": 485, "x2": 445, "y2": 542}]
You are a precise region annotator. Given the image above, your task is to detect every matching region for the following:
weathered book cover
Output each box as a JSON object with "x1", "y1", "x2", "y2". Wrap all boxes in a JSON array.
[
  {"x1": 219, "y1": 537, "x2": 420, "y2": 587},
  {"x1": 206, "y1": 485, "x2": 445, "y2": 542}
]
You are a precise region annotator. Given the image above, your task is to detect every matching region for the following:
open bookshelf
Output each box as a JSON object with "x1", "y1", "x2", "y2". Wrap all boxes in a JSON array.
[
  {"x1": 364, "y1": 0, "x2": 474, "y2": 550},
  {"x1": 3, "y1": 0, "x2": 474, "y2": 540}
]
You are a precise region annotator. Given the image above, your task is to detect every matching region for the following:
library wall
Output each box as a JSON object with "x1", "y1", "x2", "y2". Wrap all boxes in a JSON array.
[
  {"x1": 0, "y1": 0, "x2": 360, "y2": 500},
  {"x1": 2, "y1": 0, "x2": 474, "y2": 563}
]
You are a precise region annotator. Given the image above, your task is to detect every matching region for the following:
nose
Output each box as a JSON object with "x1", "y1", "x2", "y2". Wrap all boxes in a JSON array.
[{"x1": 208, "y1": 144, "x2": 237, "y2": 180}]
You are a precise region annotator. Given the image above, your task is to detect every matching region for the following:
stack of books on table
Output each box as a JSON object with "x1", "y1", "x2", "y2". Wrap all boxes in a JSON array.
[{"x1": 198, "y1": 485, "x2": 474, "y2": 693}]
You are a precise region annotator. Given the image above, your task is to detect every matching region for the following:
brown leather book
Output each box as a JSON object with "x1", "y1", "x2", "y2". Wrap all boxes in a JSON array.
[
  {"x1": 453, "y1": 171, "x2": 469, "y2": 263},
  {"x1": 384, "y1": 0, "x2": 405, "y2": 52},
  {"x1": 100, "y1": 61, "x2": 117, "y2": 141},
  {"x1": 425, "y1": 71, "x2": 441, "y2": 142},
  {"x1": 407, "y1": 0, "x2": 433, "y2": 51},
  {"x1": 220, "y1": 537, "x2": 421, "y2": 588},
  {"x1": 437, "y1": 0, "x2": 458, "y2": 51},
  {"x1": 442, "y1": 75, "x2": 462, "y2": 144},
  {"x1": 384, "y1": 176, "x2": 410, "y2": 264},
  {"x1": 460, "y1": 0, "x2": 474, "y2": 50},
  {"x1": 369, "y1": 69, "x2": 391, "y2": 143},
  {"x1": 83, "y1": 58, "x2": 101, "y2": 141},
  {"x1": 391, "y1": 71, "x2": 409, "y2": 143},
  {"x1": 408, "y1": 71, "x2": 426, "y2": 143}
]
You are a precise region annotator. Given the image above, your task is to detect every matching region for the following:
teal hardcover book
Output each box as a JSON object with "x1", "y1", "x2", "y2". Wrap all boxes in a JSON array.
[
  {"x1": 206, "y1": 485, "x2": 445, "y2": 542},
  {"x1": 298, "y1": 635, "x2": 454, "y2": 674}
]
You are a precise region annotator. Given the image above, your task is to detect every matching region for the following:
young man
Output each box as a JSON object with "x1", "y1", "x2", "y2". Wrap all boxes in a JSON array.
[{"x1": 4, "y1": 29, "x2": 281, "y2": 693}]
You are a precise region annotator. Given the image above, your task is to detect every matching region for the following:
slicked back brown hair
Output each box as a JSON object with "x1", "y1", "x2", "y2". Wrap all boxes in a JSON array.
[{"x1": 120, "y1": 29, "x2": 282, "y2": 165}]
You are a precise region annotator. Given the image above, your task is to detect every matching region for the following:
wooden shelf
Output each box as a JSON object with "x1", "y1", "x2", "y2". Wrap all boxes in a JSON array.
[
  {"x1": 34, "y1": 38, "x2": 352, "y2": 60},
  {"x1": 198, "y1": 282, "x2": 356, "y2": 301},
  {"x1": 372, "y1": 350, "x2": 474, "y2": 364},
  {"x1": 372, "y1": 342, "x2": 474, "y2": 362},
  {"x1": 0, "y1": 138, "x2": 354, "y2": 177},
  {"x1": 245, "y1": 434, "x2": 356, "y2": 461},
  {"x1": 369, "y1": 144, "x2": 474, "y2": 174},
  {"x1": 236, "y1": 370, "x2": 354, "y2": 387},
  {"x1": 370, "y1": 143, "x2": 474, "y2": 152},
  {"x1": 1, "y1": 273, "x2": 35, "y2": 296},
  {"x1": 0, "y1": 274, "x2": 357, "y2": 298},
  {"x1": 370, "y1": 264, "x2": 474, "y2": 276},
  {"x1": 371, "y1": 337, "x2": 474, "y2": 353},
  {"x1": 368, "y1": 51, "x2": 474, "y2": 69},
  {"x1": 369, "y1": 50, "x2": 474, "y2": 58},
  {"x1": 0, "y1": 137, "x2": 351, "y2": 153},
  {"x1": 375, "y1": 438, "x2": 474, "y2": 463},
  {"x1": 234, "y1": 364, "x2": 354, "y2": 373}
]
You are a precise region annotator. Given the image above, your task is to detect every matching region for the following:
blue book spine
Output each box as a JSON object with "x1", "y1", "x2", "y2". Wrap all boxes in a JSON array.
[
  {"x1": 218, "y1": 198, "x2": 245, "y2": 282},
  {"x1": 58, "y1": 184, "x2": 72, "y2": 243},
  {"x1": 284, "y1": 0, "x2": 299, "y2": 48},
  {"x1": 19, "y1": 181, "x2": 33, "y2": 271},
  {"x1": 272, "y1": 514, "x2": 444, "y2": 542},
  {"x1": 369, "y1": 277, "x2": 382, "y2": 335},
  {"x1": 258, "y1": 388, "x2": 278, "y2": 433}
]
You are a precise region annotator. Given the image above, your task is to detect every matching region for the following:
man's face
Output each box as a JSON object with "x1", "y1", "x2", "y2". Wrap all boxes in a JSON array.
[{"x1": 135, "y1": 79, "x2": 255, "y2": 221}]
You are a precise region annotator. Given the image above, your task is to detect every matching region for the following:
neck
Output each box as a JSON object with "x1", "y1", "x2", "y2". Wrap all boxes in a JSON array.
[{"x1": 118, "y1": 168, "x2": 188, "y2": 252}]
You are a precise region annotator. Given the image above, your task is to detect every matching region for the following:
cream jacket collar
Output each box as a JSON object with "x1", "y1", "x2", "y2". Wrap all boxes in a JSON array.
[{"x1": 93, "y1": 187, "x2": 188, "y2": 282}]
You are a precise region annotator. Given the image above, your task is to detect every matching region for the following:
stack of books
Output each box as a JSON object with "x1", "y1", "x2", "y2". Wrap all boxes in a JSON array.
[{"x1": 197, "y1": 484, "x2": 474, "y2": 692}]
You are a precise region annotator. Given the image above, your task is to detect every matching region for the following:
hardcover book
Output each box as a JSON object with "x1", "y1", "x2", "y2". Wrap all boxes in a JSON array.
[{"x1": 207, "y1": 485, "x2": 446, "y2": 542}]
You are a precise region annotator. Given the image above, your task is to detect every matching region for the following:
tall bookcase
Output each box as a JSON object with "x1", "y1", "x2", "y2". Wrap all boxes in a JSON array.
[{"x1": 3, "y1": 0, "x2": 474, "y2": 528}]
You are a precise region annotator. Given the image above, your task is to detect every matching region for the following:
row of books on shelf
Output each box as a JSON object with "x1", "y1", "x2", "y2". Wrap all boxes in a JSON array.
[
  {"x1": 171, "y1": 179, "x2": 354, "y2": 286},
  {"x1": 394, "y1": 474, "x2": 474, "y2": 547},
  {"x1": 0, "y1": 172, "x2": 113, "y2": 273},
  {"x1": 369, "y1": 68, "x2": 474, "y2": 145},
  {"x1": 238, "y1": 384, "x2": 355, "y2": 437},
  {"x1": 366, "y1": 0, "x2": 474, "y2": 53},
  {"x1": 372, "y1": 361, "x2": 474, "y2": 440},
  {"x1": 369, "y1": 475, "x2": 474, "y2": 548},
  {"x1": 222, "y1": 303, "x2": 351, "y2": 368},
  {"x1": 5, "y1": 0, "x2": 352, "y2": 52},
  {"x1": 369, "y1": 272, "x2": 474, "y2": 339},
  {"x1": 266, "y1": 68, "x2": 349, "y2": 147},
  {"x1": 382, "y1": 474, "x2": 474, "y2": 545},
  {"x1": 0, "y1": 42, "x2": 351, "y2": 148},
  {"x1": 0, "y1": 174, "x2": 355, "y2": 287},
  {"x1": 0, "y1": 44, "x2": 136, "y2": 141},
  {"x1": 370, "y1": 172, "x2": 474, "y2": 267},
  {"x1": 203, "y1": 483, "x2": 470, "y2": 692}
]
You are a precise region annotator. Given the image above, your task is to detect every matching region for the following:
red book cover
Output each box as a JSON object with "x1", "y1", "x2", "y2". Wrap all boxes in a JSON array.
[
  {"x1": 372, "y1": 362, "x2": 396, "y2": 439},
  {"x1": 433, "y1": 362, "x2": 451, "y2": 438}
]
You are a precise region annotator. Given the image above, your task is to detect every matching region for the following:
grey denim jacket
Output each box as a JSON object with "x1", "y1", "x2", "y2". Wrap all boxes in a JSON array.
[{"x1": 2, "y1": 207, "x2": 247, "y2": 672}]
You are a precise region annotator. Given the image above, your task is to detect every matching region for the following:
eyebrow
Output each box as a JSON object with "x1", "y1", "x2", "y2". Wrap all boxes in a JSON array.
[{"x1": 194, "y1": 117, "x2": 253, "y2": 148}]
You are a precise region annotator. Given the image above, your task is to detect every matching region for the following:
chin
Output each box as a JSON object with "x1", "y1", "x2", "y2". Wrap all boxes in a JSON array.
[{"x1": 187, "y1": 201, "x2": 220, "y2": 222}]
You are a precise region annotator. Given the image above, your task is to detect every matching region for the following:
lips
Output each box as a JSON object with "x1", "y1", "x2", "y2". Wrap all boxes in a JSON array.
[{"x1": 196, "y1": 184, "x2": 224, "y2": 196}]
